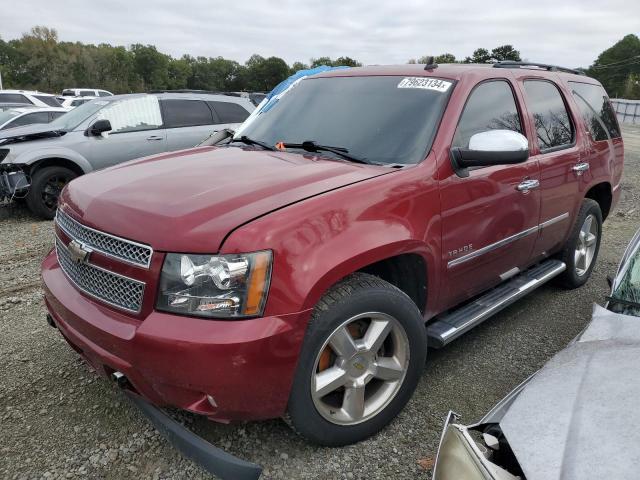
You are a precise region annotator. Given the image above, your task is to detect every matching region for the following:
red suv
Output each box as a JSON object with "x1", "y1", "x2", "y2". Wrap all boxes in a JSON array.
[{"x1": 42, "y1": 62, "x2": 623, "y2": 449}]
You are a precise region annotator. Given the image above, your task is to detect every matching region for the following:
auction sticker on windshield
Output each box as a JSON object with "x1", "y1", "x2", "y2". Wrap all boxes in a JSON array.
[{"x1": 397, "y1": 77, "x2": 452, "y2": 92}]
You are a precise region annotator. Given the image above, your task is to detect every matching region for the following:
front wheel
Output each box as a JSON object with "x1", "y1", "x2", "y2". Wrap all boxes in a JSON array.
[
  {"x1": 556, "y1": 199, "x2": 603, "y2": 289},
  {"x1": 286, "y1": 273, "x2": 427, "y2": 446},
  {"x1": 26, "y1": 166, "x2": 77, "y2": 220}
]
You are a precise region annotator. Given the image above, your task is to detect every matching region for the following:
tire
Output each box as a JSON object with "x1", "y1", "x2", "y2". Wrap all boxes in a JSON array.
[
  {"x1": 286, "y1": 273, "x2": 427, "y2": 446},
  {"x1": 556, "y1": 199, "x2": 603, "y2": 289},
  {"x1": 26, "y1": 166, "x2": 77, "y2": 220}
]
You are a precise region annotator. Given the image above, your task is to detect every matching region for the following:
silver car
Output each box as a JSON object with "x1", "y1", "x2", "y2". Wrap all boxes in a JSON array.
[
  {"x1": 432, "y1": 228, "x2": 640, "y2": 479},
  {"x1": 0, "y1": 92, "x2": 254, "y2": 218}
]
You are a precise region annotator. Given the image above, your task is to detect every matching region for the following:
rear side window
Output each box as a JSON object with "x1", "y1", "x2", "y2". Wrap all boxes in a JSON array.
[
  {"x1": 0, "y1": 93, "x2": 33, "y2": 104},
  {"x1": 161, "y1": 99, "x2": 213, "y2": 128},
  {"x1": 34, "y1": 95, "x2": 61, "y2": 107},
  {"x1": 452, "y1": 80, "x2": 522, "y2": 148},
  {"x1": 98, "y1": 91, "x2": 111, "y2": 97},
  {"x1": 62, "y1": 90, "x2": 75, "y2": 96},
  {"x1": 523, "y1": 80, "x2": 573, "y2": 151},
  {"x1": 9, "y1": 111, "x2": 51, "y2": 127},
  {"x1": 79, "y1": 90, "x2": 94, "y2": 97},
  {"x1": 569, "y1": 81, "x2": 621, "y2": 141},
  {"x1": 49, "y1": 111, "x2": 65, "y2": 121},
  {"x1": 208, "y1": 101, "x2": 250, "y2": 124}
]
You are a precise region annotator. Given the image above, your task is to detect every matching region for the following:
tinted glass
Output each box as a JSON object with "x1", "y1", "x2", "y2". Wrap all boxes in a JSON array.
[
  {"x1": 209, "y1": 101, "x2": 250, "y2": 124},
  {"x1": 96, "y1": 96, "x2": 162, "y2": 133},
  {"x1": 610, "y1": 243, "x2": 640, "y2": 317},
  {"x1": 237, "y1": 76, "x2": 453, "y2": 165},
  {"x1": 50, "y1": 111, "x2": 65, "y2": 121},
  {"x1": 161, "y1": 99, "x2": 213, "y2": 128},
  {"x1": 34, "y1": 95, "x2": 62, "y2": 107},
  {"x1": 569, "y1": 81, "x2": 621, "y2": 141},
  {"x1": 8, "y1": 111, "x2": 51, "y2": 128},
  {"x1": 0, "y1": 110, "x2": 22, "y2": 127},
  {"x1": 98, "y1": 91, "x2": 111, "y2": 97},
  {"x1": 80, "y1": 90, "x2": 95, "y2": 97},
  {"x1": 524, "y1": 80, "x2": 573, "y2": 150},
  {"x1": 453, "y1": 80, "x2": 522, "y2": 148},
  {"x1": 62, "y1": 90, "x2": 75, "y2": 96},
  {"x1": 0, "y1": 93, "x2": 32, "y2": 104}
]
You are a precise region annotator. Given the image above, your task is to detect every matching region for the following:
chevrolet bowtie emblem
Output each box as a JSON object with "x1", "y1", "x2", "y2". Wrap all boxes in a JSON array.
[{"x1": 67, "y1": 240, "x2": 92, "y2": 265}]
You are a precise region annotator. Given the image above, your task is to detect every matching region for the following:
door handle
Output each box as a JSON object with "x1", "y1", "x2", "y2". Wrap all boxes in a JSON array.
[
  {"x1": 146, "y1": 135, "x2": 163, "y2": 141},
  {"x1": 516, "y1": 179, "x2": 540, "y2": 192},
  {"x1": 572, "y1": 162, "x2": 590, "y2": 175}
]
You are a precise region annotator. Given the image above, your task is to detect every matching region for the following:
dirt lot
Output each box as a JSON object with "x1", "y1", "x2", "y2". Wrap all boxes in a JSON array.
[{"x1": 2, "y1": 125, "x2": 639, "y2": 480}]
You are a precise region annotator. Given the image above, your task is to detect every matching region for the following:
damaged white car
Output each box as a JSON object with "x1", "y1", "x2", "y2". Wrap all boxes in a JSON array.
[{"x1": 433, "y1": 228, "x2": 640, "y2": 479}]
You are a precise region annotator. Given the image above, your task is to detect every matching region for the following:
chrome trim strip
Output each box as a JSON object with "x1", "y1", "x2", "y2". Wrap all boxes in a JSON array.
[
  {"x1": 55, "y1": 235, "x2": 145, "y2": 314},
  {"x1": 55, "y1": 209, "x2": 153, "y2": 269},
  {"x1": 447, "y1": 212, "x2": 570, "y2": 268}
]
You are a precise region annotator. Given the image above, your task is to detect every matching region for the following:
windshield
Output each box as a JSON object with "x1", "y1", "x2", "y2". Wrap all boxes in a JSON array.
[
  {"x1": 48, "y1": 99, "x2": 111, "y2": 131},
  {"x1": 0, "y1": 110, "x2": 22, "y2": 125},
  {"x1": 610, "y1": 237, "x2": 640, "y2": 317},
  {"x1": 237, "y1": 75, "x2": 453, "y2": 165}
]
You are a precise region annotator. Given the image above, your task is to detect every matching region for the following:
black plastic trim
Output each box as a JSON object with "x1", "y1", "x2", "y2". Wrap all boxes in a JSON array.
[{"x1": 124, "y1": 391, "x2": 262, "y2": 480}]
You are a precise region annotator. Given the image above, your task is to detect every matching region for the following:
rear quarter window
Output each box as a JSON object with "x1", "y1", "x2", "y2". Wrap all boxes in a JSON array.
[
  {"x1": 569, "y1": 81, "x2": 621, "y2": 141},
  {"x1": 0, "y1": 93, "x2": 33, "y2": 104},
  {"x1": 208, "y1": 101, "x2": 250, "y2": 124}
]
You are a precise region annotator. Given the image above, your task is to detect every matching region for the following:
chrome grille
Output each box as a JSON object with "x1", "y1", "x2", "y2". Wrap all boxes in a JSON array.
[
  {"x1": 55, "y1": 209, "x2": 153, "y2": 268},
  {"x1": 55, "y1": 236, "x2": 145, "y2": 313}
]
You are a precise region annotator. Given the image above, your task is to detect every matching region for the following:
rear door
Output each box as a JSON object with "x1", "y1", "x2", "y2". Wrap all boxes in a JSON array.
[
  {"x1": 516, "y1": 77, "x2": 582, "y2": 259},
  {"x1": 84, "y1": 96, "x2": 166, "y2": 170},
  {"x1": 439, "y1": 78, "x2": 541, "y2": 307},
  {"x1": 160, "y1": 99, "x2": 217, "y2": 150}
]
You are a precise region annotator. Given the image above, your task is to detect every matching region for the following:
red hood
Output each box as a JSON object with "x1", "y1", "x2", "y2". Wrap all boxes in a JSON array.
[{"x1": 59, "y1": 146, "x2": 390, "y2": 252}]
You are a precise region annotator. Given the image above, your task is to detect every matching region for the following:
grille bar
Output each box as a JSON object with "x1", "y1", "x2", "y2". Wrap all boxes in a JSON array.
[
  {"x1": 56, "y1": 209, "x2": 153, "y2": 268},
  {"x1": 55, "y1": 236, "x2": 145, "y2": 313}
]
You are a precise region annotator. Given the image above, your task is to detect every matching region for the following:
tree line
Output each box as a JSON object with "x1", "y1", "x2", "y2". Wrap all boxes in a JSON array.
[{"x1": 0, "y1": 27, "x2": 638, "y2": 99}]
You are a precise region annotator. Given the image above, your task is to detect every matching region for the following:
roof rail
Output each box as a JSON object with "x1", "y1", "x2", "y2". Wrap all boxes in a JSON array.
[{"x1": 492, "y1": 61, "x2": 584, "y2": 76}]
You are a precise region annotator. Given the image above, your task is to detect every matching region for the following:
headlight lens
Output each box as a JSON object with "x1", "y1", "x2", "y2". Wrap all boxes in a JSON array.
[
  {"x1": 433, "y1": 425, "x2": 490, "y2": 480},
  {"x1": 157, "y1": 251, "x2": 272, "y2": 318}
]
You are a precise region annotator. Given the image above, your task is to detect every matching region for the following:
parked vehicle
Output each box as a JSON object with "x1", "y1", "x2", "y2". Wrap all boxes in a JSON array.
[
  {"x1": 61, "y1": 88, "x2": 113, "y2": 97},
  {"x1": 57, "y1": 96, "x2": 97, "y2": 108},
  {"x1": 432, "y1": 227, "x2": 640, "y2": 480},
  {"x1": 0, "y1": 92, "x2": 254, "y2": 218},
  {"x1": 0, "y1": 90, "x2": 62, "y2": 107},
  {"x1": 0, "y1": 107, "x2": 68, "y2": 130},
  {"x1": 40, "y1": 62, "x2": 622, "y2": 471}
]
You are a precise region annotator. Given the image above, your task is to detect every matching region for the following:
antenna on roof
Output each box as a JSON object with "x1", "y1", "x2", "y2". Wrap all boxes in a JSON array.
[{"x1": 424, "y1": 56, "x2": 438, "y2": 71}]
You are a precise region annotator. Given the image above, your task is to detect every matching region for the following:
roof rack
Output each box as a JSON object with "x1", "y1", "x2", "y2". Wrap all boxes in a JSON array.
[
  {"x1": 492, "y1": 61, "x2": 584, "y2": 76},
  {"x1": 147, "y1": 89, "x2": 242, "y2": 97}
]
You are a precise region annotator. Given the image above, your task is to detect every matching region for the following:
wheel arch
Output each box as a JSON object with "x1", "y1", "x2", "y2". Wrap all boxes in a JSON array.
[{"x1": 584, "y1": 181, "x2": 612, "y2": 220}]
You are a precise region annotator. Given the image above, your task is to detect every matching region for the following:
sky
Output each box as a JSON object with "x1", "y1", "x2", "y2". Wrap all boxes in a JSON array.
[{"x1": 3, "y1": 0, "x2": 639, "y2": 68}]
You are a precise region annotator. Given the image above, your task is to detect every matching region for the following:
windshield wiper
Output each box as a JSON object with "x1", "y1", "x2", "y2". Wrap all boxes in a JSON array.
[
  {"x1": 278, "y1": 140, "x2": 369, "y2": 164},
  {"x1": 229, "y1": 135, "x2": 275, "y2": 151}
]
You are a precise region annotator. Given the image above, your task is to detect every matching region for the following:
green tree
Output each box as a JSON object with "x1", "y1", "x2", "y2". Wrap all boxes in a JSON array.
[
  {"x1": 333, "y1": 56, "x2": 361, "y2": 67},
  {"x1": 244, "y1": 55, "x2": 289, "y2": 91},
  {"x1": 588, "y1": 34, "x2": 640, "y2": 98},
  {"x1": 490, "y1": 45, "x2": 521, "y2": 62},
  {"x1": 289, "y1": 61, "x2": 309, "y2": 75},
  {"x1": 310, "y1": 56, "x2": 333, "y2": 68},
  {"x1": 130, "y1": 44, "x2": 170, "y2": 90},
  {"x1": 464, "y1": 48, "x2": 491, "y2": 63}
]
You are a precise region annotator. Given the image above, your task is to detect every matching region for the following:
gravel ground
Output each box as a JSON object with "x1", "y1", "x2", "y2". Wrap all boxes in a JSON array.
[{"x1": 2, "y1": 125, "x2": 640, "y2": 480}]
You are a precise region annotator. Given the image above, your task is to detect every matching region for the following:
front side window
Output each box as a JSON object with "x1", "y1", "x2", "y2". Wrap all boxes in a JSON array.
[
  {"x1": 569, "y1": 81, "x2": 621, "y2": 141},
  {"x1": 95, "y1": 96, "x2": 163, "y2": 134},
  {"x1": 237, "y1": 76, "x2": 454, "y2": 165},
  {"x1": 161, "y1": 99, "x2": 213, "y2": 128},
  {"x1": 524, "y1": 80, "x2": 574, "y2": 151},
  {"x1": 452, "y1": 80, "x2": 522, "y2": 148}
]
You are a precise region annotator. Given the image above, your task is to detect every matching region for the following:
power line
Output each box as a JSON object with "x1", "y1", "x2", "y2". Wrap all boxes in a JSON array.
[{"x1": 591, "y1": 55, "x2": 640, "y2": 70}]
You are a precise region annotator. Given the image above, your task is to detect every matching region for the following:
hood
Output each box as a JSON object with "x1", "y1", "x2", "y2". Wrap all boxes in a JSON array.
[
  {"x1": 60, "y1": 146, "x2": 391, "y2": 252},
  {"x1": 0, "y1": 123, "x2": 66, "y2": 144},
  {"x1": 499, "y1": 304, "x2": 640, "y2": 480}
]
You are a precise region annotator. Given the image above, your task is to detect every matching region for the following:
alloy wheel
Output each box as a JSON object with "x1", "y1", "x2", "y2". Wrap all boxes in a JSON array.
[
  {"x1": 574, "y1": 213, "x2": 598, "y2": 276},
  {"x1": 311, "y1": 312, "x2": 410, "y2": 425}
]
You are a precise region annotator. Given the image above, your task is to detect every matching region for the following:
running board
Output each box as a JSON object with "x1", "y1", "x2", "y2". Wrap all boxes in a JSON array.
[{"x1": 427, "y1": 260, "x2": 566, "y2": 348}]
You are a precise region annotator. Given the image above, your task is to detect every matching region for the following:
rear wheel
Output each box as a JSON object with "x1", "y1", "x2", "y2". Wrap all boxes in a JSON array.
[
  {"x1": 286, "y1": 273, "x2": 427, "y2": 446},
  {"x1": 26, "y1": 166, "x2": 77, "y2": 220},
  {"x1": 556, "y1": 199, "x2": 602, "y2": 289}
]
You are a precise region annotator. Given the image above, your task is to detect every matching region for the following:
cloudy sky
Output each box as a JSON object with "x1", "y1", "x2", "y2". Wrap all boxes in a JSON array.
[{"x1": 3, "y1": 0, "x2": 638, "y2": 68}]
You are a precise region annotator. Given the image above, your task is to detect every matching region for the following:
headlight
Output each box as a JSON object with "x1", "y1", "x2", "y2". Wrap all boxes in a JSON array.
[
  {"x1": 156, "y1": 251, "x2": 272, "y2": 318},
  {"x1": 433, "y1": 425, "x2": 491, "y2": 480}
]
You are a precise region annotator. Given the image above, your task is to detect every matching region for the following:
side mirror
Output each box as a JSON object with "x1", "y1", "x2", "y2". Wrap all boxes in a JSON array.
[
  {"x1": 87, "y1": 119, "x2": 112, "y2": 136},
  {"x1": 451, "y1": 130, "x2": 529, "y2": 178}
]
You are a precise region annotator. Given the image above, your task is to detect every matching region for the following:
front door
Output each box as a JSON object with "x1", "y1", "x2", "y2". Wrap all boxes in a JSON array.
[
  {"x1": 439, "y1": 79, "x2": 541, "y2": 308},
  {"x1": 87, "y1": 96, "x2": 167, "y2": 171}
]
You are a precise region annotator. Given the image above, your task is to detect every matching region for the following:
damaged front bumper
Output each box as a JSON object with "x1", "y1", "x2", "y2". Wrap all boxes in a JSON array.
[
  {"x1": 123, "y1": 388, "x2": 263, "y2": 480},
  {"x1": 0, "y1": 164, "x2": 29, "y2": 200}
]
